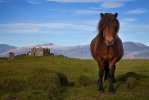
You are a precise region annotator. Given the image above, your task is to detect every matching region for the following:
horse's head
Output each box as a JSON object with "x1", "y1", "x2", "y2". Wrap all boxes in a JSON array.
[{"x1": 98, "y1": 13, "x2": 119, "y2": 46}]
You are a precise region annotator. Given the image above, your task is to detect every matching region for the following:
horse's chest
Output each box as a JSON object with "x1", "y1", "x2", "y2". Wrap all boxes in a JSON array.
[{"x1": 98, "y1": 45, "x2": 116, "y2": 60}]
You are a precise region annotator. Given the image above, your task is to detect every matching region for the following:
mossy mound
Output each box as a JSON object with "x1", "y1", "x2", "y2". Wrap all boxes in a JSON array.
[
  {"x1": 0, "y1": 68, "x2": 68, "y2": 100},
  {"x1": 1, "y1": 78, "x2": 27, "y2": 92},
  {"x1": 126, "y1": 77, "x2": 137, "y2": 89},
  {"x1": 76, "y1": 75, "x2": 92, "y2": 87}
]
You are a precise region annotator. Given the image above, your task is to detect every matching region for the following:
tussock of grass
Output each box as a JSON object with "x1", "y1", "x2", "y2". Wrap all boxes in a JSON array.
[
  {"x1": 27, "y1": 70, "x2": 68, "y2": 99},
  {"x1": 47, "y1": 85, "x2": 65, "y2": 100},
  {"x1": 116, "y1": 72, "x2": 145, "y2": 82},
  {"x1": 28, "y1": 73, "x2": 59, "y2": 91},
  {"x1": 76, "y1": 75, "x2": 93, "y2": 87},
  {"x1": 1, "y1": 78, "x2": 27, "y2": 92},
  {"x1": 126, "y1": 77, "x2": 136, "y2": 89},
  {"x1": 57, "y1": 73, "x2": 68, "y2": 86}
]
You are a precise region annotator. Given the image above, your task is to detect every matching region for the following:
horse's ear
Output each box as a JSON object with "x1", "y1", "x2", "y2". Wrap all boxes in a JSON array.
[
  {"x1": 114, "y1": 13, "x2": 118, "y2": 18},
  {"x1": 100, "y1": 13, "x2": 104, "y2": 18}
]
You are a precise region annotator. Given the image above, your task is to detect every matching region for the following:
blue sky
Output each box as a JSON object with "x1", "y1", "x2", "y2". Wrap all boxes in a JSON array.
[{"x1": 0, "y1": 0, "x2": 149, "y2": 47}]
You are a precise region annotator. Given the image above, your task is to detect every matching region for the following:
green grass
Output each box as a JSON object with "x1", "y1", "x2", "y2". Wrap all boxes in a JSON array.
[{"x1": 0, "y1": 56, "x2": 149, "y2": 100}]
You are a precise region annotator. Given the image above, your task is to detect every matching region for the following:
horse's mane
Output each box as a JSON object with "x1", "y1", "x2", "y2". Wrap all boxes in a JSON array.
[{"x1": 97, "y1": 13, "x2": 120, "y2": 37}]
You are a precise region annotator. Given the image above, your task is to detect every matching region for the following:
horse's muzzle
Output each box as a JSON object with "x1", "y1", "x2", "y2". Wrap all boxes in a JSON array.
[{"x1": 106, "y1": 39, "x2": 114, "y2": 46}]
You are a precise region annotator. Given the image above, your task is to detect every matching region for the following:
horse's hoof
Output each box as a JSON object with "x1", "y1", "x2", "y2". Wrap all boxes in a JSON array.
[
  {"x1": 113, "y1": 80, "x2": 116, "y2": 83},
  {"x1": 109, "y1": 89, "x2": 115, "y2": 95},
  {"x1": 98, "y1": 88, "x2": 104, "y2": 93},
  {"x1": 99, "y1": 89, "x2": 104, "y2": 93}
]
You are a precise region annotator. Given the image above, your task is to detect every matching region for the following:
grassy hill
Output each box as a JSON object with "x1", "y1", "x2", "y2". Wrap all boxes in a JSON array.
[{"x1": 0, "y1": 56, "x2": 149, "y2": 100}]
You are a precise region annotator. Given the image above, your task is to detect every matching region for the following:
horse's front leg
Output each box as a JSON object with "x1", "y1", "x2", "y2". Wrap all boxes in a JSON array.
[
  {"x1": 108, "y1": 62, "x2": 116, "y2": 94},
  {"x1": 97, "y1": 61, "x2": 104, "y2": 93},
  {"x1": 113, "y1": 64, "x2": 116, "y2": 83}
]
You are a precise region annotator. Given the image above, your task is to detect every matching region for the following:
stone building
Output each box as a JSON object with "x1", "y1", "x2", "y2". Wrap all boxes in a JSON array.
[
  {"x1": 27, "y1": 47, "x2": 51, "y2": 56},
  {"x1": 9, "y1": 52, "x2": 15, "y2": 59}
]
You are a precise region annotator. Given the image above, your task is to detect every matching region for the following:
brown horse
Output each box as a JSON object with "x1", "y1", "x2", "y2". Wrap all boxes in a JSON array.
[{"x1": 90, "y1": 13, "x2": 124, "y2": 94}]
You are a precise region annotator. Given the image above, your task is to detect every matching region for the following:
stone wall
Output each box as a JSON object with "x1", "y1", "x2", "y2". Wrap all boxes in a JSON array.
[
  {"x1": 28, "y1": 47, "x2": 50, "y2": 56},
  {"x1": 9, "y1": 52, "x2": 15, "y2": 59}
]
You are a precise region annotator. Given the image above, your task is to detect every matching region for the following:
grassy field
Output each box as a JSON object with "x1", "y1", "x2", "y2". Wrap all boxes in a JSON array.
[{"x1": 0, "y1": 56, "x2": 149, "y2": 100}]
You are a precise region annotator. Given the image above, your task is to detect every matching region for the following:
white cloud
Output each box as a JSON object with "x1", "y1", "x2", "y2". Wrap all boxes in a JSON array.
[
  {"x1": 26, "y1": 0, "x2": 46, "y2": 4},
  {"x1": 83, "y1": 20, "x2": 99, "y2": 26},
  {"x1": 46, "y1": 0, "x2": 102, "y2": 3},
  {"x1": 75, "y1": 9, "x2": 100, "y2": 15},
  {"x1": 123, "y1": 18, "x2": 136, "y2": 22},
  {"x1": 127, "y1": 8, "x2": 147, "y2": 14},
  {"x1": 120, "y1": 20, "x2": 149, "y2": 31},
  {"x1": 101, "y1": 1, "x2": 124, "y2": 8},
  {"x1": 0, "y1": 23, "x2": 96, "y2": 34},
  {"x1": 47, "y1": 0, "x2": 132, "y2": 9},
  {"x1": 1, "y1": 28, "x2": 39, "y2": 34},
  {"x1": 139, "y1": 25, "x2": 149, "y2": 30},
  {"x1": 26, "y1": 0, "x2": 133, "y2": 10},
  {"x1": 101, "y1": 0, "x2": 133, "y2": 9}
]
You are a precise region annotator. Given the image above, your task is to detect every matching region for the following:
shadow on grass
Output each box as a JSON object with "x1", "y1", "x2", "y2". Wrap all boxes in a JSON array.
[{"x1": 115, "y1": 72, "x2": 148, "y2": 90}]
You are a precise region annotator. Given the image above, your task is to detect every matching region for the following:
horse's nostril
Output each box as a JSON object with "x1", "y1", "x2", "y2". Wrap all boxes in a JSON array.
[
  {"x1": 106, "y1": 39, "x2": 114, "y2": 46},
  {"x1": 108, "y1": 40, "x2": 111, "y2": 44},
  {"x1": 111, "y1": 39, "x2": 114, "y2": 43},
  {"x1": 109, "y1": 40, "x2": 113, "y2": 43},
  {"x1": 111, "y1": 38, "x2": 114, "y2": 42}
]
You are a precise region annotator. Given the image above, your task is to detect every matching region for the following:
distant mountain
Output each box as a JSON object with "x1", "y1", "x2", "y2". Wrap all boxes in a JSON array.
[
  {"x1": 123, "y1": 42, "x2": 149, "y2": 59},
  {"x1": 0, "y1": 42, "x2": 149, "y2": 59},
  {"x1": 0, "y1": 46, "x2": 32, "y2": 57},
  {"x1": 37, "y1": 43, "x2": 54, "y2": 46},
  {"x1": 52, "y1": 45, "x2": 91, "y2": 59},
  {"x1": 0, "y1": 44, "x2": 17, "y2": 53}
]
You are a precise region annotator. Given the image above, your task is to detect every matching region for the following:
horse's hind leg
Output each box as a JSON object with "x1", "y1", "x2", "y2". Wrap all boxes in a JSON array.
[{"x1": 98, "y1": 62, "x2": 104, "y2": 93}]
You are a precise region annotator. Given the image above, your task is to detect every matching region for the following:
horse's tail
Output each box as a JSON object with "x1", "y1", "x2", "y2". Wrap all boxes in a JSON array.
[{"x1": 104, "y1": 61, "x2": 109, "y2": 81}]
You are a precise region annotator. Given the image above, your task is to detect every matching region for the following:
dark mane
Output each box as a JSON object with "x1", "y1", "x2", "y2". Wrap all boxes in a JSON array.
[{"x1": 97, "y1": 13, "x2": 120, "y2": 37}]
